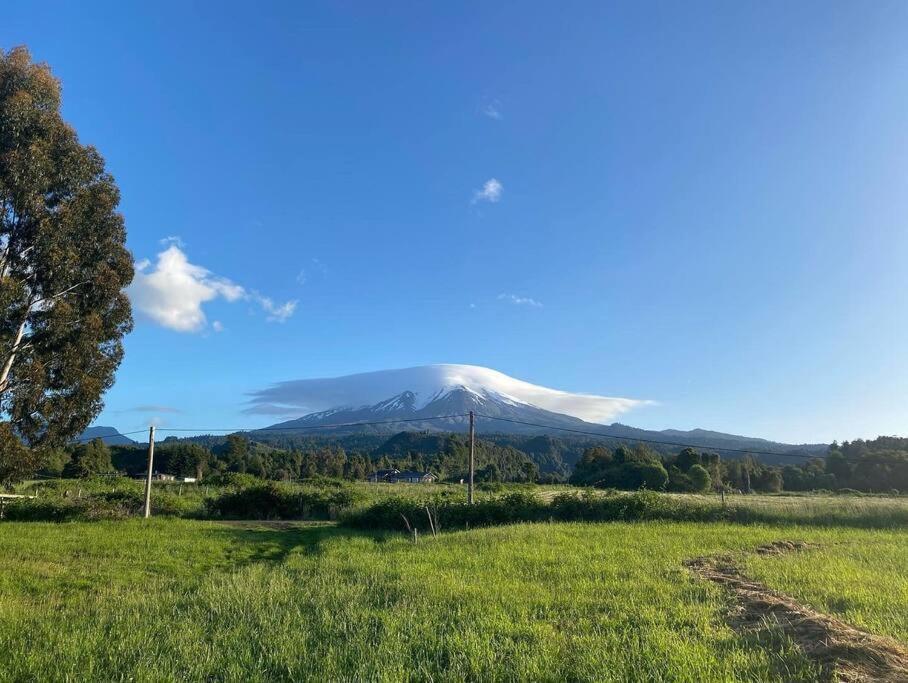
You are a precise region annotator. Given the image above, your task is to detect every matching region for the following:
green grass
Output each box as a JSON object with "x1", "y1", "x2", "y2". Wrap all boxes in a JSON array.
[
  {"x1": 744, "y1": 531, "x2": 908, "y2": 643},
  {"x1": 1, "y1": 519, "x2": 905, "y2": 681},
  {"x1": 671, "y1": 491, "x2": 908, "y2": 526}
]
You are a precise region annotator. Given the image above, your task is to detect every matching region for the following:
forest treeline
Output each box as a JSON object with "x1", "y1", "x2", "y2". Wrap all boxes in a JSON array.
[{"x1": 2, "y1": 429, "x2": 906, "y2": 494}]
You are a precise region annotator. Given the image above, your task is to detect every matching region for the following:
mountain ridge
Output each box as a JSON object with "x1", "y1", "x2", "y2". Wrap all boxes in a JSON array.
[
  {"x1": 76, "y1": 426, "x2": 137, "y2": 446},
  {"x1": 260, "y1": 386, "x2": 826, "y2": 457}
]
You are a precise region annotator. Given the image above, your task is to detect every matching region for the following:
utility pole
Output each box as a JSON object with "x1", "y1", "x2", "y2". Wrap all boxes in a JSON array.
[
  {"x1": 143, "y1": 425, "x2": 155, "y2": 519},
  {"x1": 468, "y1": 411, "x2": 475, "y2": 504}
]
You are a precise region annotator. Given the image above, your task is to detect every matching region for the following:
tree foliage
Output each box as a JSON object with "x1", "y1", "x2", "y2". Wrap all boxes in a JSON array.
[
  {"x1": 569, "y1": 444, "x2": 669, "y2": 490},
  {"x1": 63, "y1": 438, "x2": 113, "y2": 478},
  {"x1": 0, "y1": 47, "x2": 132, "y2": 447},
  {"x1": 0, "y1": 420, "x2": 37, "y2": 486}
]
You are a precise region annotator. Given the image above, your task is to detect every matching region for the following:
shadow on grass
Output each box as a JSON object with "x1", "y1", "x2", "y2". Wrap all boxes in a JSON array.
[{"x1": 207, "y1": 522, "x2": 398, "y2": 568}]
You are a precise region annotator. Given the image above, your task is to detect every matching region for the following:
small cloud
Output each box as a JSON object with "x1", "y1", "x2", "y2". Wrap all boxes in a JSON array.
[
  {"x1": 298, "y1": 258, "x2": 328, "y2": 286},
  {"x1": 469, "y1": 303, "x2": 476, "y2": 309},
  {"x1": 159, "y1": 235, "x2": 185, "y2": 248},
  {"x1": 131, "y1": 405, "x2": 181, "y2": 414},
  {"x1": 481, "y1": 99, "x2": 502, "y2": 120},
  {"x1": 252, "y1": 293, "x2": 297, "y2": 323},
  {"x1": 212, "y1": 320, "x2": 224, "y2": 333},
  {"x1": 128, "y1": 243, "x2": 297, "y2": 332},
  {"x1": 498, "y1": 293, "x2": 543, "y2": 308},
  {"x1": 472, "y1": 178, "x2": 503, "y2": 205}
]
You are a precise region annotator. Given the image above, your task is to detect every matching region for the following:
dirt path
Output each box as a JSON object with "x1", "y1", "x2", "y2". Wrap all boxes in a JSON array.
[{"x1": 686, "y1": 541, "x2": 908, "y2": 682}]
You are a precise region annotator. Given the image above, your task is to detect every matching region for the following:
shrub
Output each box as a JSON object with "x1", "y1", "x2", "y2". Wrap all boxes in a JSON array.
[
  {"x1": 343, "y1": 489, "x2": 725, "y2": 532},
  {"x1": 204, "y1": 472, "x2": 262, "y2": 488},
  {"x1": 206, "y1": 482, "x2": 361, "y2": 520},
  {"x1": 687, "y1": 465, "x2": 711, "y2": 493},
  {"x1": 2, "y1": 485, "x2": 200, "y2": 521},
  {"x1": 3, "y1": 492, "x2": 136, "y2": 521}
]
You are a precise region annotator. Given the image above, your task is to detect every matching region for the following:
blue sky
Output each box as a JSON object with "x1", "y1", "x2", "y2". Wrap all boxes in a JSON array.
[{"x1": 4, "y1": 2, "x2": 907, "y2": 443}]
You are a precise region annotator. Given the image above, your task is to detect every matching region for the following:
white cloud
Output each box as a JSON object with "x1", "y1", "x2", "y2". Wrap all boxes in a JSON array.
[
  {"x1": 159, "y1": 235, "x2": 185, "y2": 248},
  {"x1": 296, "y1": 270, "x2": 307, "y2": 285},
  {"x1": 212, "y1": 320, "x2": 224, "y2": 333},
  {"x1": 128, "y1": 243, "x2": 297, "y2": 332},
  {"x1": 498, "y1": 293, "x2": 542, "y2": 308},
  {"x1": 472, "y1": 178, "x2": 503, "y2": 204},
  {"x1": 252, "y1": 294, "x2": 297, "y2": 323},
  {"x1": 481, "y1": 100, "x2": 502, "y2": 120}
]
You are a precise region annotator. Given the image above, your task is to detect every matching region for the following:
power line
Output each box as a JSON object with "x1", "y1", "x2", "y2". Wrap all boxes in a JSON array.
[{"x1": 473, "y1": 413, "x2": 904, "y2": 465}]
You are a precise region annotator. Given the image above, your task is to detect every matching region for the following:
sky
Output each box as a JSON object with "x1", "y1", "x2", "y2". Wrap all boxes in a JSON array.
[{"x1": 3, "y1": 1, "x2": 908, "y2": 444}]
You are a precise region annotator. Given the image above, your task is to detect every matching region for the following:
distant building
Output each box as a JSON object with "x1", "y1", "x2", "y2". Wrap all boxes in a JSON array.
[
  {"x1": 392, "y1": 470, "x2": 437, "y2": 484},
  {"x1": 368, "y1": 469, "x2": 400, "y2": 483},
  {"x1": 134, "y1": 472, "x2": 176, "y2": 481},
  {"x1": 368, "y1": 469, "x2": 436, "y2": 483}
]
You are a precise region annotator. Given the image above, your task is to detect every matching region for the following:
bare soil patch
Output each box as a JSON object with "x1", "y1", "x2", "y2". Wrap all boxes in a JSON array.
[{"x1": 686, "y1": 542, "x2": 908, "y2": 682}]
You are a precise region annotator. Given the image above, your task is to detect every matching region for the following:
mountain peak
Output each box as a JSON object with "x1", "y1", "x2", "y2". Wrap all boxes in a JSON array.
[
  {"x1": 247, "y1": 364, "x2": 647, "y2": 424},
  {"x1": 76, "y1": 426, "x2": 137, "y2": 446}
]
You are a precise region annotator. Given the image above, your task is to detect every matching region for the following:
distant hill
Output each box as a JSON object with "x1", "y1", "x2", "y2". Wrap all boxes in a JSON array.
[{"x1": 77, "y1": 426, "x2": 137, "y2": 446}]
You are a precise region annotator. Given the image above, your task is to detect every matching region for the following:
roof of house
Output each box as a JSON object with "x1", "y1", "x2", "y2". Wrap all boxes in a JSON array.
[{"x1": 395, "y1": 470, "x2": 434, "y2": 478}]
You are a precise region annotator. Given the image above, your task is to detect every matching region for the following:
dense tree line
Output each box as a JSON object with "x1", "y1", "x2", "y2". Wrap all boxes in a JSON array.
[
  {"x1": 568, "y1": 437, "x2": 907, "y2": 494},
  {"x1": 780, "y1": 438, "x2": 908, "y2": 493},
  {"x1": 9, "y1": 431, "x2": 536, "y2": 485},
  {"x1": 2, "y1": 429, "x2": 906, "y2": 495}
]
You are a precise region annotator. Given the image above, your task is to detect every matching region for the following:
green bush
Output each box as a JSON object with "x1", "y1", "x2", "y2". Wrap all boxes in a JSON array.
[
  {"x1": 206, "y1": 482, "x2": 361, "y2": 520},
  {"x1": 3, "y1": 491, "x2": 139, "y2": 521},
  {"x1": 3, "y1": 485, "x2": 202, "y2": 521},
  {"x1": 203, "y1": 472, "x2": 262, "y2": 488}
]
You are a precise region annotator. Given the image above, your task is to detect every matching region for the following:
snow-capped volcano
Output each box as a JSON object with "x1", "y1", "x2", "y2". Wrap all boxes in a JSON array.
[{"x1": 247, "y1": 364, "x2": 648, "y2": 432}]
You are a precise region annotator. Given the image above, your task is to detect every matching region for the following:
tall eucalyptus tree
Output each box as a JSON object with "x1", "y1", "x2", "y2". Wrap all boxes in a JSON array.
[{"x1": 0, "y1": 47, "x2": 132, "y2": 447}]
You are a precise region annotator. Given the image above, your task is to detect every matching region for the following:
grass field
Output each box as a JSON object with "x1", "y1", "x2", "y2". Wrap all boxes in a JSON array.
[
  {"x1": 744, "y1": 532, "x2": 908, "y2": 643},
  {"x1": 1, "y1": 516, "x2": 906, "y2": 681}
]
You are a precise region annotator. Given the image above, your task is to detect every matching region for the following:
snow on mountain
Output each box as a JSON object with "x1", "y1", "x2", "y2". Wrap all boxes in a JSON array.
[
  {"x1": 244, "y1": 365, "x2": 828, "y2": 454},
  {"x1": 246, "y1": 364, "x2": 648, "y2": 424}
]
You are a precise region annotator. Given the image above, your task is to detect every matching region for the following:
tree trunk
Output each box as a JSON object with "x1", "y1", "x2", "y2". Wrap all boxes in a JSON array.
[{"x1": 0, "y1": 317, "x2": 27, "y2": 395}]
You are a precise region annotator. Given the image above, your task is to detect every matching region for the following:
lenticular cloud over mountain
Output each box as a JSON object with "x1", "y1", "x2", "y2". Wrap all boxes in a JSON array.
[{"x1": 246, "y1": 364, "x2": 648, "y2": 423}]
